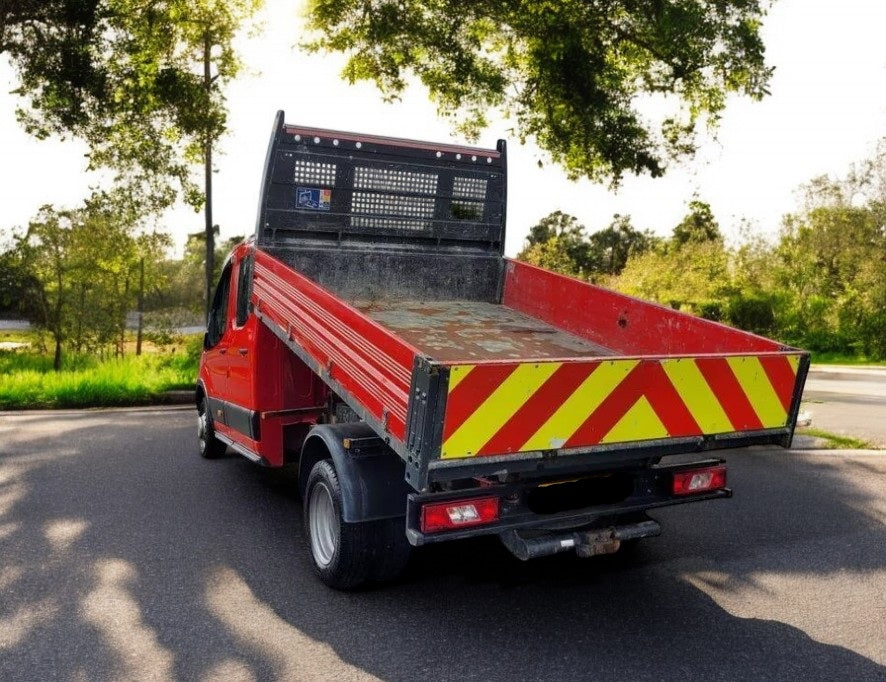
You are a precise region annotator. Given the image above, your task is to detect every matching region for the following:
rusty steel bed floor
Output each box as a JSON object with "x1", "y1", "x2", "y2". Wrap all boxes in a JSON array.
[{"x1": 352, "y1": 300, "x2": 617, "y2": 362}]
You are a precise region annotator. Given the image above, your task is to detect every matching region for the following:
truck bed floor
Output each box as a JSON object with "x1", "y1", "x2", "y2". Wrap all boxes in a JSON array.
[{"x1": 352, "y1": 300, "x2": 617, "y2": 362}]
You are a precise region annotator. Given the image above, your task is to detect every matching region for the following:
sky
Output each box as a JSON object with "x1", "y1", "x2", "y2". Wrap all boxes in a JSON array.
[{"x1": 2, "y1": 0, "x2": 886, "y2": 257}]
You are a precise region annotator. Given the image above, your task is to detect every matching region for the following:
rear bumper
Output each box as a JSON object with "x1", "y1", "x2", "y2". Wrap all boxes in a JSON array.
[
  {"x1": 405, "y1": 457, "x2": 732, "y2": 547},
  {"x1": 500, "y1": 518, "x2": 662, "y2": 561}
]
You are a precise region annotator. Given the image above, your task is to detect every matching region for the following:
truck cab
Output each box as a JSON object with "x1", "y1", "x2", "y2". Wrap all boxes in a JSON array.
[{"x1": 198, "y1": 242, "x2": 328, "y2": 465}]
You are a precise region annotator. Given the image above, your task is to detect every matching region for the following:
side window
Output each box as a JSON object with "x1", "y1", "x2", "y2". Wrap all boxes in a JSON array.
[
  {"x1": 206, "y1": 263, "x2": 233, "y2": 348},
  {"x1": 235, "y1": 254, "x2": 253, "y2": 327}
]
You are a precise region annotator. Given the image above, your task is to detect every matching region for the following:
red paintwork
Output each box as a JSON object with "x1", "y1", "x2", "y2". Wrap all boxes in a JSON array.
[
  {"x1": 502, "y1": 258, "x2": 783, "y2": 356},
  {"x1": 250, "y1": 248, "x2": 419, "y2": 443},
  {"x1": 199, "y1": 243, "x2": 327, "y2": 467}
]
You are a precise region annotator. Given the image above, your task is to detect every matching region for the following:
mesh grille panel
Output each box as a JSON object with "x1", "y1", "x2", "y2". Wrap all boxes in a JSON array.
[
  {"x1": 452, "y1": 176, "x2": 487, "y2": 199},
  {"x1": 352, "y1": 192, "x2": 435, "y2": 219},
  {"x1": 351, "y1": 216, "x2": 427, "y2": 231},
  {"x1": 451, "y1": 200, "x2": 484, "y2": 221},
  {"x1": 294, "y1": 160, "x2": 336, "y2": 186},
  {"x1": 354, "y1": 167, "x2": 438, "y2": 195}
]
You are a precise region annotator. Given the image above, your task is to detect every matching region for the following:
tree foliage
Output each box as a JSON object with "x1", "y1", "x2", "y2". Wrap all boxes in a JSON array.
[
  {"x1": 147, "y1": 230, "x2": 243, "y2": 314},
  {"x1": 616, "y1": 239, "x2": 731, "y2": 314},
  {"x1": 518, "y1": 211, "x2": 656, "y2": 280},
  {"x1": 588, "y1": 214, "x2": 660, "y2": 277},
  {"x1": 672, "y1": 200, "x2": 723, "y2": 246},
  {"x1": 775, "y1": 188, "x2": 885, "y2": 357},
  {"x1": 518, "y1": 211, "x2": 592, "y2": 277},
  {"x1": 306, "y1": 0, "x2": 772, "y2": 183},
  {"x1": 8, "y1": 195, "x2": 170, "y2": 369},
  {"x1": 606, "y1": 163, "x2": 885, "y2": 357},
  {"x1": 2, "y1": 0, "x2": 261, "y2": 209}
]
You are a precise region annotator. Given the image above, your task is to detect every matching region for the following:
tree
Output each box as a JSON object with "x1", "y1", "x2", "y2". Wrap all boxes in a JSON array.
[
  {"x1": 587, "y1": 214, "x2": 658, "y2": 278},
  {"x1": 15, "y1": 207, "x2": 77, "y2": 370},
  {"x1": 148, "y1": 231, "x2": 244, "y2": 315},
  {"x1": 3, "y1": 0, "x2": 262, "y2": 315},
  {"x1": 672, "y1": 200, "x2": 722, "y2": 246},
  {"x1": 518, "y1": 237, "x2": 587, "y2": 279},
  {"x1": 724, "y1": 223, "x2": 780, "y2": 336},
  {"x1": 776, "y1": 198, "x2": 885, "y2": 357},
  {"x1": 518, "y1": 211, "x2": 659, "y2": 281},
  {"x1": 305, "y1": 1, "x2": 772, "y2": 183},
  {"x1": 614, "y1": 239, "x2": 732, "y2": 314},
  {"x1": 0, "y1": 238, "x2": 42, "y2": 319},
  {"x1": 517, "y1": 211, "x2": 592, "y2": 277},
  {"x1": 12, "y1": 195, "x2": 170, "y2": 369}
]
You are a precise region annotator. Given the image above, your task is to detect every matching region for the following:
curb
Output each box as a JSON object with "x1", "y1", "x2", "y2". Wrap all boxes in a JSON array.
[
  {"x1": 159, "y1": 390, "x2": 196, "y2": 405},
  {"x1": 0, "y1": 404, "x2": 196, "y2": 416},
  {"x1": 0, "y1": 390, "x2": 195, "y2": 415}
]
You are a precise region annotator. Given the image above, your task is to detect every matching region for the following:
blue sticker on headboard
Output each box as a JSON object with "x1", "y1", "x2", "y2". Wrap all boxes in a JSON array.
[{"x1": 296, "y1": 187, "x2": 331, "y2": 211}]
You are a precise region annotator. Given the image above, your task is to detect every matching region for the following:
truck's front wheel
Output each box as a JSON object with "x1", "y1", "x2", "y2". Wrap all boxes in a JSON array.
[
  {"x1": 198, "y1": 397, "x2": 227, "y2": 459},
  {"x1": 304, "y1": 459, "x2": 410, "y2": 590}
]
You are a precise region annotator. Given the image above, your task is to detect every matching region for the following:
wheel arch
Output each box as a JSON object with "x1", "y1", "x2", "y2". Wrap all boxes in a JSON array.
[{"x1": 298, "y1": 423, "x2": 411, "y2": 523}]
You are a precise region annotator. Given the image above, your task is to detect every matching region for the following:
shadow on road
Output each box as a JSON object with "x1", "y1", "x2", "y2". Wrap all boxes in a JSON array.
[{"x1": 0, "y1": 409, "x2": 883, "y2": 680}]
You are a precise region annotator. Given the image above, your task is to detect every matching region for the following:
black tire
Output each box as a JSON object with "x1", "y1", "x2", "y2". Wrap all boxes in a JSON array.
[
  {"x1": 303, "y1": 459, "x2": 411, "y2": 590},
  {"x1": 198, "y1": 397, "x2": 227, "y2": 459}
]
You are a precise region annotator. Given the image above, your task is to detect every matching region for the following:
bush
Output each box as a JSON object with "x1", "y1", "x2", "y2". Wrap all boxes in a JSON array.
[
  {"x1": 697, "y1": 301, "x2": 724, "y2": 322},
  {"x1": 726, "y1": 294, "x2": 777, "y2": 336}
]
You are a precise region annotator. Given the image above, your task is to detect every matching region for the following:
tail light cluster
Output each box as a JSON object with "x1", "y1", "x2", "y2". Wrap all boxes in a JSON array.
[
  {"x1": 672, "y1": 465, "x2": 727, "y2": 496},
  {"x1": 421, "y1": 496, "x2": 500, "y2": 533}
]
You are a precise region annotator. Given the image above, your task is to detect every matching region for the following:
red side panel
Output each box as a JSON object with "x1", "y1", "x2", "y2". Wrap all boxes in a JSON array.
[
  {"x1": 502, "y1": 259, "x2": 783, "y2": 356},
  {"x1": 251, "y1": 249, "x2": 418, "y2": 441}
]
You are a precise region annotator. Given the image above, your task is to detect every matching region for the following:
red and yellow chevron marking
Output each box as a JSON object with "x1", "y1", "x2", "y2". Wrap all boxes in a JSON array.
[{"x1": 440, "y1": 354, "x2": 801, "y2": 459}]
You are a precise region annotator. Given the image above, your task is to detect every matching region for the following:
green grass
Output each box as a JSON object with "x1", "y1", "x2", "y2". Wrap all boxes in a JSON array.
[
  {"x1": 0, "y1": 339, "x2": 200, "y2": 410},
  {"x1": 795, "y1": 427, "x2": 875, "y2": 450},
  {"x1": 809, "y1": 352, "x2": 886, "y2": 366},
  {"x1": 0, "y1": 329, "x2": 39, "y2": 345}
]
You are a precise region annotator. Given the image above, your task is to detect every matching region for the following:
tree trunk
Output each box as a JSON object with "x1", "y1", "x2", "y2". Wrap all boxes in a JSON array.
[
  {"x1": 75, "y1": 282, "x2": 84, "y2": 351},
  {"x1": 136, "y1": 257, "x2": 144, "y2": 356},
  {"x1": 54, "y1": 259, "x2": 63, "y2": 371},
  {"x1": 53, "y1": 334, "x2": 62, "y2": 372},
  {"x1": 203, "y1": 30, "x2": 215, "y2": 323},
  {"x1": 118, "y1": 276, "x2": 129, "y2": 358}
]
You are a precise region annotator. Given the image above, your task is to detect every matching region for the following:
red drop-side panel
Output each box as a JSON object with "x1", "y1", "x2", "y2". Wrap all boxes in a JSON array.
[
  {"x1": 502, "y1": 259, "x2": 784, "y2": 356},
  {"x1": 251, "y1": 249, "x2": 418, "y2": 441}
]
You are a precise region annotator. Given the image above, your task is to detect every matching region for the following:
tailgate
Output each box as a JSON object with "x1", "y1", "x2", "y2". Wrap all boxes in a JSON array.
[{"x1": 431, "y1": 352, "x2": 807, "y2": 459}]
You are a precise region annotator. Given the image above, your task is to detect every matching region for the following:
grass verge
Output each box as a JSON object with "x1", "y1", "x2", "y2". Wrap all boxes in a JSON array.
[
  {"x1": 809, "y1": 352, "x2": 886, "y2": 366},
  {"x1": 795, "y1": 427, "x2": 875, "y2": 450},
  {"x1": 0, "y1": 339, "x2": 199, "y2": 410}
]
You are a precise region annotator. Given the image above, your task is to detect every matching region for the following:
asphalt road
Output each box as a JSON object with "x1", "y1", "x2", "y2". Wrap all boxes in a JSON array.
[
  {"x1": 803, "y1": 366, "x2": 886, "y2": 448},
  {"x1": 0, "y1": 407, "x2": 884, "y2": 681}
]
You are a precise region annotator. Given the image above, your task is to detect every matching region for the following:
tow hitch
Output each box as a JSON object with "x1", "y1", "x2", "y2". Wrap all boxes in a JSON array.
[{"x1": 499, "y1": 519, "x2": 661, "y2": 561}]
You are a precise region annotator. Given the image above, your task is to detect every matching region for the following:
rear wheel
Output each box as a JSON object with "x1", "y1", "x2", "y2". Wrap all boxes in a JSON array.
[
  {"x1": 304, "y1": 459, "x2": 410, "y2": 590},
  {"x1": 198, "y1": 397, "x2": 226, "y2": 459}
]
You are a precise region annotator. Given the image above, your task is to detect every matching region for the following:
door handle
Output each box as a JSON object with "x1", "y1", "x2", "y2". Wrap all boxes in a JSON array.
[
  {"x1": 219, "y1": 347, "x2": 228, "y2": 355},
  {"x1": 238, "y1": 348, "x2": 248, "y2": 356}
]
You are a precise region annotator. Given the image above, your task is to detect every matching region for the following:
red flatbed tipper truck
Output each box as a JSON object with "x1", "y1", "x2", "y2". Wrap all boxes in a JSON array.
[{"x1": 197, "y1": 111, "x2": 809, "y2": 589}]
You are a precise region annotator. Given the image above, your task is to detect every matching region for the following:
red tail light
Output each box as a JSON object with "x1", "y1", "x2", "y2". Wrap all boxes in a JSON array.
[
  {"x1": 672, "y1": 466, "x2": 727, "y2": 495},
  {"x1": 421, "y1": 496, "x2": 500, "y2": 533}
]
